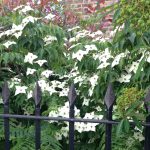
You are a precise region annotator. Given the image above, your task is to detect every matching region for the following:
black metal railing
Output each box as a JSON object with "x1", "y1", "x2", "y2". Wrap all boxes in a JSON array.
[{"x1": 0, "y1": 82, "x2": 150, "y2": 150}]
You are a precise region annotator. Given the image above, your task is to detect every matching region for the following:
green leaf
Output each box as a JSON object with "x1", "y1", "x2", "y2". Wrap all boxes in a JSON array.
[
  {"x1": 128, "y1": 33, "x2": 136, "y2": 45},
  {"x1": 116, "y1": 119, "x2": 124, "y2": 137}
]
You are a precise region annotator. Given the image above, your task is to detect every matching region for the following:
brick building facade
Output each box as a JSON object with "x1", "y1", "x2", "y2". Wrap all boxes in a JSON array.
[{"x1": 64, "y1": 0, "x2": 117, "y2": 19}]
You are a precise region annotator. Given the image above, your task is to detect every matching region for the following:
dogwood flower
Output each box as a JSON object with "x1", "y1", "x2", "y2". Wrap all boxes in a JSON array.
[
  {"x1": 72, "y1": 50, "x2": 88, "y2": 61},
  {"x1": 89, "y1": 74, "x2": 98, "y2": 87},
  {"x1": 44, "y1": 35, "x2": 57, "y2": 42},
  {"x1": 69, "y1": 37, "x2": 76, "y2": 43},
  {"x1": 13, "y1": 31, "x2": 22, "y2": 39},
  {"x1": 84, "y1": 112, "x2": 94, "y2": 119},
  {"x1": 68, "y1": 43, "x2": 81, "y2": 50},
  {"x1": 84, "y1": 123, "x2": 97, "y2": 132},
  {"x1": 45, "y1": 13, "x2": 56, "y2": 20},
  {"x1": 38, "y1": 80, "x2": 48, "y2": 91},
  {"x1": 111, "y1": 53, "x2": 126, "y2": 67},
  {"x1": 44, "y1": 35, "x2": 57, "y2": 45},
  {"x1": 59, "y1": 88, "x2": 68, "y2": 97},
  {"x1": 34, "y1": 60, "x2": 47, "y2": 66},
  {"x1": 22, "y1": 16, "x2": 38, "y2": 25},
  {"x1": 13, "y1": 5, "x2": 24, "y2": 11},
  {"x1": 68, "y1": 26, "x2": 80, "y2": 32},
  {"x1": 19, "y1": 5, "x2": 34, "y2": 14},
  {"x1": 46, "y1": 85, "x2": 57, "y2": 95},
  {"x1": 24, "y1": 53, "x2": 38, "y2": 64},
  {"x1": 27, "y1": 90, "x2": 33, "y2": 99},
  {"x1": 12, "y1": 24, "x2": 24, "y2": 31},
  {"x1": 41, "y1": 70, "x2": 53, "y2": 78},
  {"x1": 15, "y1": 86, "x2": 28, "y2": 95},
  {"x1": 133, "y1": 132, "x2": 144, "y2": 141},
  {"x1": 97, "y1": 62, "x2": 110, "y2": 69},
  {"x1": 118, "y1": 73, "x2": 132, "y2": 83},
  {"x1": 84, "y1": 44, "x2": 97, "y2": 52},
  {"x1": 83, "y1": 98, "x2": 90, "y2": 106},
  {"x1": 3, "y1": 41, "x2": 16, "y2": 48},
  {"x1": 26, "y1": 68, "x2": 36, "y2": 75},
  {"x1": 127, "y1": 61, "x2": 139, "y2": 73},
  {"x1": 88, "y1": 87, "x2": 94, "y2": 97}
]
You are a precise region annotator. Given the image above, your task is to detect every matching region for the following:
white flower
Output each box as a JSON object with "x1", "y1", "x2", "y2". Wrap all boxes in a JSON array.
[
  {"x1": 13, "y1": 5, "x2": 24, "y2": 11},
  {"x1": 45, "y1": 13, "x2": 56, "y2": 20},
  {"x1": 83, "y1": 98, "x2": 90, "y2": 106},
  {"x1": 84, "y1": 112, "x2": 94, "y2": 119},
  {"x1": 97, "y1": 62, "x2": 110, "y2": 69},
  {"x1": 44, "y1": 35, "x2": 57, "y2": 42},
  {"x1": 19, "y1": 5, "x2": 34, "y2": 14},
  {"x1": 44, "y1": 35, "x2": 57, "y2": 46},
  {"x1": 34, "y1": 60, "x2": 47, "y2": 66},
  {"x1": 69, "y1": 37, "x2": 76, "y2": 43},
  {"x1": 59, "y1": 88, "x2": 69, "y2": 97},
  {"x1": 72, "y1": 50, "x2": 88, "y2": 61},
  {"x1": 68, "y1": 26, "x2": 80, "y2": 32},
  {"x1": 94, "y1": 114, "x2": 103, "y2": 120},
  {"x1": 89, "y1": 74, "x2": 98, "y2": 87},
  {"x1": 15, "y1": 86, "x2": 27, "y2": 95},
  {"x1": 84, "y1": 123, "x2": 97, "y2": 132},
  {"x1": 38, "y1": 80, "x2": 47, "y2": 91},
  {"x1": 12, "y1": 24, "x2": 24, "y2": 31},
  {"x1": 133, "y1": 132, "x2": 144, "y2": 141},
  {"x1": 74, "y1": 76, "x2": 84, "y2": 84},
  {"x1": 27, "y1": 90, "x2": 32, "y2": 99},
  {"x1": 41, "y1": 70, "x2": 53, "y2": 78},
  {"x1": 58, "y1": 103, "x2": 69, "y2": 118},
  {"x1": 127, "y1": 61, "x2": 139, "y2": 73},
  {"x1": 68, "y1": 43, "x2": 81, "y2": 50},
  {"x1": 75, "y1": 122, "x2": 85, "y2": 133},
  {"x1": 118, "y1": 73, "x2": 132, "y2": 83},
  {"x1": 4, "y1": 30, "x2": 14, "y2": 36},
  {"x1": 0, "y1": 32, "x2": 5, "y2": 38},
  {"x1": 89, "y1": 30, "x2": 103, "y2": 38},
  {"x1": 84, "y1": 44, "x2": 97, "y2": 52},
  {"x1": 88, "y1": 87, "x2": 94, "y2": 97},
  {"x1": 13, "y1": 31, "x2": 22, "y2": 39},
  {"x1": 49, "y1": 110, "x2": 59, "y2": 123},
  {"x1": 3, "y1": 41, "x2": 16, "y2": 48},
  {"x1": 46, "y1": 86, "x2": 57, "y2": 95},
  {"x1": 26, "y1": 68, "x2": 36, "y2": 75},
  {"x1": 61, "y1": 127, "x2": 69, "y2": 138},
  {"x1": 100, "y1": 48, "x2": 113, "y2": 63},
  {"x1": 22, "y1": 16, "x2": 38, "y2": 25},
  {"x1": 111, "y1": 53, "x2": 126, "y2": 67},
  {"x1": 55, "y1": 132, "x2": 62, "y2": 140},
  {"x1": 24, "y1": 53, "x2": 38, "y2": 64},
  {"x1": 49, "y1": 110, "x2": 59, "y2": 117}
]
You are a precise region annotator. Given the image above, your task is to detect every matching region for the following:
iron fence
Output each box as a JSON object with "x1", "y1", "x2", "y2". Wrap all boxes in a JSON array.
[{"x1": 0, "y1": 82, "x2": 150, "y2": 150}]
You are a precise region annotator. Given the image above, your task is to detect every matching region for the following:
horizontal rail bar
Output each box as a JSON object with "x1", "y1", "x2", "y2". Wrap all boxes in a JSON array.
[{"x1": 0, "y1": 114, "x2": 150, "y2": 126}]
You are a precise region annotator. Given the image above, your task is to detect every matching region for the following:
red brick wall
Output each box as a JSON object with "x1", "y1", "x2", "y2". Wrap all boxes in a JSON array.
[{"x1": 64, "y1": 0, "x2": 117, "y2": 19}]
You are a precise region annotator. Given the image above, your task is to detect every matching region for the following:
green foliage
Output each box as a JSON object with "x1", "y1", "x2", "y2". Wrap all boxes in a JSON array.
[
  {"x1": 116, "y1": 87, "x2": 145, "y2": 118},
  {"x1": 114, "y1": 0, "x2": 150, "y2": 35}
]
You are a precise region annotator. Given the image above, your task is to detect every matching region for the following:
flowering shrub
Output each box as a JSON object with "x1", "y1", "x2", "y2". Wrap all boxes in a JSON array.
[{"x1": 0, "y1": 1, "x2": 150, "y2": 149}]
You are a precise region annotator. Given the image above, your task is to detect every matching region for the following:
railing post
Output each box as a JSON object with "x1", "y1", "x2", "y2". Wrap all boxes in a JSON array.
[
  {"x1": 33, "y1": 82, "x2": 42, "y2": 150},
  {"x1": 144, "y1": 89, "x2": 150, "y2": 150},
  {"x1": 68, "y1": 84, "x2": 77, "y2": 150},
  {"x1": 104, "y1": 83, "x2": 115, "y2": 150},
  {"x1": 2, "y1": 82, "x2": 10, "y2": 150}
]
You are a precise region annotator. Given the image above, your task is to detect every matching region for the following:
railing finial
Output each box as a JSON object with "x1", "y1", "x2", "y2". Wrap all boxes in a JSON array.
[
  {"x1": 104, "y1": 83, "x2": 115, "y2": 110},
  {"x1": 2, "y1": 81, "x2": 10, "y2": 105},
  {"x1": 68, "y1": 83, "x2": 77, "y2": 108},
  {"x1": 33, "y1": 82, "x2": 42, "y2": 107}
]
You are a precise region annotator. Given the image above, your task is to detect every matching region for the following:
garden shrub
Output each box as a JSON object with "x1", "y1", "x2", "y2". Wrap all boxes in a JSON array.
[{"x1": 0, "y1": 0, "x2": 150, "y2": 149}]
